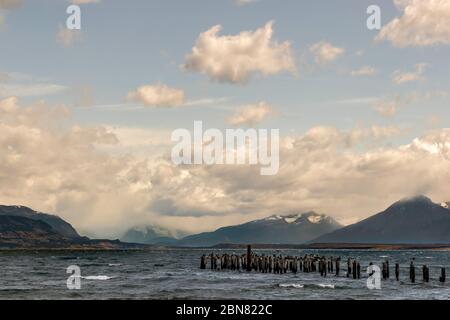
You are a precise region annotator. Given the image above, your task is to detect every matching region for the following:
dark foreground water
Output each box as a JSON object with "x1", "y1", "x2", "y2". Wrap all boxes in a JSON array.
[{"x1": 0, "y1": 249, "x2": 450, "y2": 300}]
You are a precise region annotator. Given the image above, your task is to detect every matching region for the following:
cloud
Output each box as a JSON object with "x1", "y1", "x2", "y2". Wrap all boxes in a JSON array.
[
  {"x1": 0, "y1": 97, "x2": 158, "y2": 237},
  {"x1": 350, "y1": 66, "x2": 377, "y2": 77},
  {"x1": 372, "y1": 90, "x2": 446, "y2": 117},
  {"x1": 374, "y1": 97, "x2": 401, "y2": 117},
  {"x1": 377, "y1": 0, "x2": 450, "y2": 47},
  {"x1": 126, "y1": 83, "x2": 185, "y2": 108},
  {"x1": 309, "y1": 41, "x2": 345, "y2": 65},
  {"x1": 183, "y1": 21, "x2": 296, "y2": 84},
  {"x1": 56, "y1": 25, "x2": 81, "y2": 47},
  {"x1": 392, "y1": 63, "x2": 427, "y2": 84},
  {"x1": 228, "y1": 101, "x2": 275, "y2": 126},
  {"x1": 2, "y1": 96, "x2": 450, "y2": 236},
  {"x1": 146, "y1": 125, "x2": 450, "y2": 232}
]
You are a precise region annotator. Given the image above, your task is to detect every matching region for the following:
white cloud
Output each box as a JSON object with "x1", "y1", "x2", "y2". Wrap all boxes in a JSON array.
[
  {"x1": 350, "y1": 66, "x2": 377, "y2": 77},
  {"x1": 377, "y1": 0, "x2": 450, "y2": 47},
  {"x1": 145, "y1": 125, "x2": 450, "y2": 232},
  {"x1": 183, "y1": 21, "x2": 296, "y2": 84},
  {"x1": 126, "y1": 83, "x2": 185, "y2": 108},
  {"x1": 309, "y1": 41, "x2": 345, "y2": 65},
  {"x1": 56, "y1": 25, "x2": 81, "y2": 47},
  {"x1": 2, "y1": 96, "x2": 450, "y2": 236},
  {"x1": 392, "y1": 63, "x2": 427, "y2": 84},
  {"x1": 228, "y1": 101, "x2": 275, "y2": 126}
]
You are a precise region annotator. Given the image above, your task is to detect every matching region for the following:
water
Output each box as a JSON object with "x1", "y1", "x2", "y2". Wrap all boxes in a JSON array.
[{"x1": 1, "y1": 249, "x2": 450, "y2": 300}]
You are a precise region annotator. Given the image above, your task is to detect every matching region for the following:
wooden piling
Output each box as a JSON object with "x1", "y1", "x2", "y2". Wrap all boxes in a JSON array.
[
  {"x1": 410, "y1": 261, "x2": 415, "y2": 283},
  {"x1": 395, "y1": 263, "x2": 399, "y2": 281},
  {"x1": 246, "y1": 245, "x2": 252, "y2": 272},
  {"x1": 440, "y1": 268, "x2": 446, "y2": 283}
]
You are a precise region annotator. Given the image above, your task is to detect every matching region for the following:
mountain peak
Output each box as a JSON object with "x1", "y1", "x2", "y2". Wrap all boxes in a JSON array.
[
  {"x1": 387, "y1": 195, "x2": 434, "y2": 212},
  {"x1": 400, "y1": 195, "x2": 433, "y2": 204},
  {"x1": 264, "y1": 211, "x2": 326, "y2": 224}
]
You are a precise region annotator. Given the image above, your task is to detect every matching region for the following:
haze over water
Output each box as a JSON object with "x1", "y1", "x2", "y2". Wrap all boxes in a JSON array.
[{"x1": 1, "y1": 249, "x2": 449, "y2": 300}]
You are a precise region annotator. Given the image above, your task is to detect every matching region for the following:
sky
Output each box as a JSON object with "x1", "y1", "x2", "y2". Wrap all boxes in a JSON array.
[{"x1": 1, "y1": 0, "x2": 450, "y2": 238}]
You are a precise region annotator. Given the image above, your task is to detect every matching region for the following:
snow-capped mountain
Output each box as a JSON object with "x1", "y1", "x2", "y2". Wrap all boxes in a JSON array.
[
  {"x1": 176, "y1": 212, "x2": 342, "y2": 247},
  {"x1": 313, "y1": 195, "x2": 450, "y2": 244}
]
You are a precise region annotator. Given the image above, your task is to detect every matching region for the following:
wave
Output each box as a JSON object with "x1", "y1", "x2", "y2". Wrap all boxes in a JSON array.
[
  {"x1": 279, "y1": 283, "x2": 304, "y2": 288},
  {"x1": 108, "y1": 263, "x2": 122, "y2": 266},
  {"x1": 278, "y1": 283, "x2": 336, "y2": 289},
  {"x1": 82, "y1": 275, "x2": 115, "y2": 280},
  {"x1": 317, "y1": 284, "x2": 335, "y2": 289}
]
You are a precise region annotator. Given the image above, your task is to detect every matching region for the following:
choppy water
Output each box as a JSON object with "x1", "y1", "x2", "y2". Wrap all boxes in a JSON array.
[{"x1": 1, "y1": 249, "x2": 450, "y2": 300}]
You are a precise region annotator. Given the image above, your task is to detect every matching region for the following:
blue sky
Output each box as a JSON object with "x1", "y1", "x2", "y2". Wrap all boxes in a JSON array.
[{"x1": 2, "y1": 0, "x2": 449, "y2": 136}]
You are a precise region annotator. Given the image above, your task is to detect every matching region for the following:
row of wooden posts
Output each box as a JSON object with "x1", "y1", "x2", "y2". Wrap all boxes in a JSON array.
[{"x1": 199, "y1": 245, "x2": 446, "y2": 283}]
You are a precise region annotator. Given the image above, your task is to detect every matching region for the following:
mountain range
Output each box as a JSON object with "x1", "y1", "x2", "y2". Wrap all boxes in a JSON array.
[
  {"x1": 312, "y1": 195, "x2": 450, "y2": 244},
  {"x1": 2, "y1": 195, "x2": 450, "y2": 249},
  {"x1": 121, "y1": 212, "x2": 342, "y2": 247}
]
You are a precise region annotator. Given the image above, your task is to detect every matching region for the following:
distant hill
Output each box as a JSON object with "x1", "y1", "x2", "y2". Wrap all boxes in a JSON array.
[
  {"x1": 176, "y1": 212, "x2": 342, "y2": 247},
  {"x1": 0, "y1": 205, "x2": 149, "y2": 250},
  {"x1": 312, "y1": 196, "x2": 450, "y2": 244},
  {"x1": 0, "y1": 205, "x2": 80, "y2": 239}
]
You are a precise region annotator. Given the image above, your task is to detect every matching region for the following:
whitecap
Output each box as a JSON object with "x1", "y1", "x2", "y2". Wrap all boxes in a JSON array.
[
  {"x1": 108, "y1": 263, "x2": 122, "y2": 266},
  {"x1": 317, "y1": 284, "x2": 335, "y2": 289},
  {"x1": 82, "y1": 275, "x2": 114, "y2": 280},
  {"x1": 279, "y1": 283, "x2": 304, "y2": 288}
]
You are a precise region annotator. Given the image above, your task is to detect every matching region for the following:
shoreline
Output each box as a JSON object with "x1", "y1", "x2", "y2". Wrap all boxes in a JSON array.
[{"x1": 2, "y1": 243, "x2": 450, "y2": 251}]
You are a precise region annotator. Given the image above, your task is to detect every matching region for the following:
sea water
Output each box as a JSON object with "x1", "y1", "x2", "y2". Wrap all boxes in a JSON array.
[{"x1": 0, "y1": 249, "x2": 449, "y2": 300}]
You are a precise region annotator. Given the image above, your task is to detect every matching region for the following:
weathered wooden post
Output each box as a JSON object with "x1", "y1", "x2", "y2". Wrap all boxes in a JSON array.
[
  {"x1": 352, "y1": 260, "x2": 357, "y2": 279},
  {"x1": 357, "y1": 262, "x2": 361, "y2": 279},
  {"x1": 410, "y1": 261, "x2": 415, "y2": 283},
  {"x1": 347, "y1": 258, "x2": 351, "y2": 278},
  {"x1": 211, "y1": 252, "x2": 214, "y2": 270},
  {"x1": 422, "y1": 265, "x2": 430, "y2": 282},
  {"x1": 200, "y1": 255, "x2": 206, "y2": 269},
  {"x1": 386, "y1": 260, "x2": 390, "y2": 279},
  {"x1": 395, "y1": 263, "x2": 399, "y2": 281},
  {"x1": 440, "y1": 268, "x2": 446, "y2": 283},
  {"x1": 336, "y1": 258, "x2": 340, "y2": 276},
  {"x1": 246, "y1": 245, "x2": 252, "y2": 272}
]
